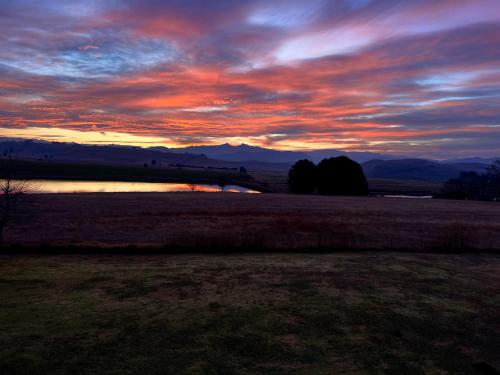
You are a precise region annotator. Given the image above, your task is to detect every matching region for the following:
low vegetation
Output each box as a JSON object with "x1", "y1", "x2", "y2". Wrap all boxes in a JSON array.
[
  {"x1": 1, "y1": 253, "x2": 499, "y2": 374},
  {"x1": 3, "y1": 193, "x2": 500, "y2": 251}
]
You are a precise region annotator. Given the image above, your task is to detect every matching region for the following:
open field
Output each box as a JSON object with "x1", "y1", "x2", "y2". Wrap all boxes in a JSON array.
[
  {"x1": 367, "y1": 178, "x2": 443, "y2": 196},
  {"x1": 4, "y1": 193, "x2": 500, "y2": 251},
  {"x1": 1, "y1": 253, "x2": 499, "y2": 374},
  {"x1": 1, "y1": 160, "x2": 443, "y2": 195},
  {"x1": 249, "y1": 169, "x2": 442, "y2": 195}
]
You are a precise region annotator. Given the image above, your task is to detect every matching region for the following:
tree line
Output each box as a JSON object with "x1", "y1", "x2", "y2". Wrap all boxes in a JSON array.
[
  {"x1": 288, "y1": 156, "x2": 368, "y2": 195},
  {"x1": 436, "y1": 160, "x2": 500, "y2": 201}
]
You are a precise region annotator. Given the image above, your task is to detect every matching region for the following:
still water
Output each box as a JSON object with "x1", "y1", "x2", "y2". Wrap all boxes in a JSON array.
[
  {"x1": 27, "y1": 180, "x2": 260, "y2": 194},
  {"x1": 382, "y1": 195, "x2": 432, "y2": 199}
]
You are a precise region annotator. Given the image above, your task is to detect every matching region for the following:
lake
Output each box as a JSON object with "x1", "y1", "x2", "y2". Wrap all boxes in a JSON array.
[{"x1": 26, "y1": 180, "x2": 260, "y2": 194}]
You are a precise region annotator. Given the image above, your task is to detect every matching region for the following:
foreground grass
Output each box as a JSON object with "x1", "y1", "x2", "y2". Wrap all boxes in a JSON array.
[{"x1": 1, "y1": 253, "x2": 499, "y2": 374}]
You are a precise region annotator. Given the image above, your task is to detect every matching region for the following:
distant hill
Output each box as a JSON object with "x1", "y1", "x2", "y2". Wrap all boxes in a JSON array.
[
  {"x1": 441, "y1": 157, "x2": 500, "y2": 164},
  {"x1": 151, "y1": 143, "x2": 309, "y2": 164},
  {"x1": 362, "y1": 159, "x2": 490, "y2": 182},
  {"x1": 151, "y1": 143, "x2": 401, "y2": 164},
  {"x1": 0, "y1": 139, "x2": 212, "y2": 167},
  {"x1": 1, "y1": 139, "x2": 497, "y2": 180},
  {"x1": 306, "y1": 149, "x2": 400, "y2": 164},
  {"x1": 0, "y1": 139, "x2": 288, "y2": 171}
]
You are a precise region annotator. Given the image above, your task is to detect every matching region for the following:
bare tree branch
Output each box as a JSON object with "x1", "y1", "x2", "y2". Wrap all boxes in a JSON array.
[{"x1": 0, "y1": 153, "x2": 37, "y2": 244}]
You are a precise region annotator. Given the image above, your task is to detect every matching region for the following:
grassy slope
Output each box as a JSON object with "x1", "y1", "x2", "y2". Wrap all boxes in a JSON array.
[{"x1": 0, "y1": 253, "x2": 499, "y2": 374}]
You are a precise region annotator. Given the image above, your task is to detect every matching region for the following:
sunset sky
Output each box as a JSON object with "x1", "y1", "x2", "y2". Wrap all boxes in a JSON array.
[{"x1": 1, "y1": 0, "x2": 500, "y2": 157}]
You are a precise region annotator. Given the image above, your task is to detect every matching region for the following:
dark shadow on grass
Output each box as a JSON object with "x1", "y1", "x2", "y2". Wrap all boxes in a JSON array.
[{"x1": 0, "y1": 243, "x2": 499, "y2": 255}]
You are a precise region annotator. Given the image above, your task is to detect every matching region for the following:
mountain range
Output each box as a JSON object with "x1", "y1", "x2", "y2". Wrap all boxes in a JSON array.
[
  {"x1": 150, "y1": 143, "x2": 400, "y2": 164},
  {"x1": 0, "y1": 138, "x2": 289, "y2": 171},
  {"x1": 362, "y1": 159, "x2": 490, "y2": 182},
  {"x1": 0, "y1": 138, "x2": 498, "y2": 182}
]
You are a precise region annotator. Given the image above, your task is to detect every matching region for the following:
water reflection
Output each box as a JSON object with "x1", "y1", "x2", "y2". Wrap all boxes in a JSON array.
[
  {"x1": 382, "y1": 195, "x2": 432, "y2": 199},
  {"x1": 25, "y1": 180, "x2": 260, "y2": 194}
]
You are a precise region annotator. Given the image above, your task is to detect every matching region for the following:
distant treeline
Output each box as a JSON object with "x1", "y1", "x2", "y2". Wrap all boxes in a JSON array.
[
  {"x1": 288, "y1": 156, "x2": 368, "y2": 196},
  {"x1": 168, "y1": 163, "x2": 247, "y2": 173},
  {"x1": 436, "y1": 161, "x2": 500, "y2": 201}
]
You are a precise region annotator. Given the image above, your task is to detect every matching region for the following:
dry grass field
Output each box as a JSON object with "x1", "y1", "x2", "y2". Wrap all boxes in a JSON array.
[
  {"x1": 2, "y1": 194, "x2": 500, "y2": 374},
  {"x1": 1, "y1": 253, "x2": 499, "y2": 374},
  {"x1": 4, "y1": 193, "x2": 500, "y2": 251}
]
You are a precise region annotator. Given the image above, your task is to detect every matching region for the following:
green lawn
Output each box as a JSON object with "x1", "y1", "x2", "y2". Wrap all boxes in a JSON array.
[{"x1": 1, "y1": 253, "x2": 499, "y2": 374}]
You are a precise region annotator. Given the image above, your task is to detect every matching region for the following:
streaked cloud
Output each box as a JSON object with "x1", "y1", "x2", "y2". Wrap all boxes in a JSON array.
[{"x1": 1, "y1": 0, "x2": 500, "y2": 157}]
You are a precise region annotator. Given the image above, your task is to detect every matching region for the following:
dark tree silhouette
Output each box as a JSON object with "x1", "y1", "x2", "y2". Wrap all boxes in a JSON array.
[
  {"x1": 489, "y1": 160, "x2": 500, "y2": 175},
  {"x1": 288, "y1": 159, "x2": 317, "y2": 194},
  {"x1": 316, "y1": 156, "x2": 368, "y2": 196},
  {"x1": 0, "y1": 179, "x2": 33, "y2": 244},
  {"x1": 439, "y1": 171, "x2": 483, "y2": 200},
  {"x1": 486, "y1": 161, "x2": 500, "y2": 200},
  {"x1": 437, "y1": 161, "x2": 500, "y2": 201},
  {"x1": 486, "y1": 160, "x2": 500, "y2": 182},
  {"x1": 217, "y1": 176, "x2": 228, "y2": 192},
  {"x1": 239, "y1": 166, "x2": 247, "y2": 174}
]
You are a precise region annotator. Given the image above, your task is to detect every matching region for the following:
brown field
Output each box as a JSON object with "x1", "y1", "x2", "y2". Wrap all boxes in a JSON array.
[
  {"x1": 3, "y1": 194, "x2": 500, "y2": 373},
  {"x1": 5, "y1": 192, "x2": 500, "y2": 251}
]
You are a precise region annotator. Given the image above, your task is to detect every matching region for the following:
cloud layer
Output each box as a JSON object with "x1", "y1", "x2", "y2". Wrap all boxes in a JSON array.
[{"x1": 1, "y1": 0, "x2": 500, "y2": 157}]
